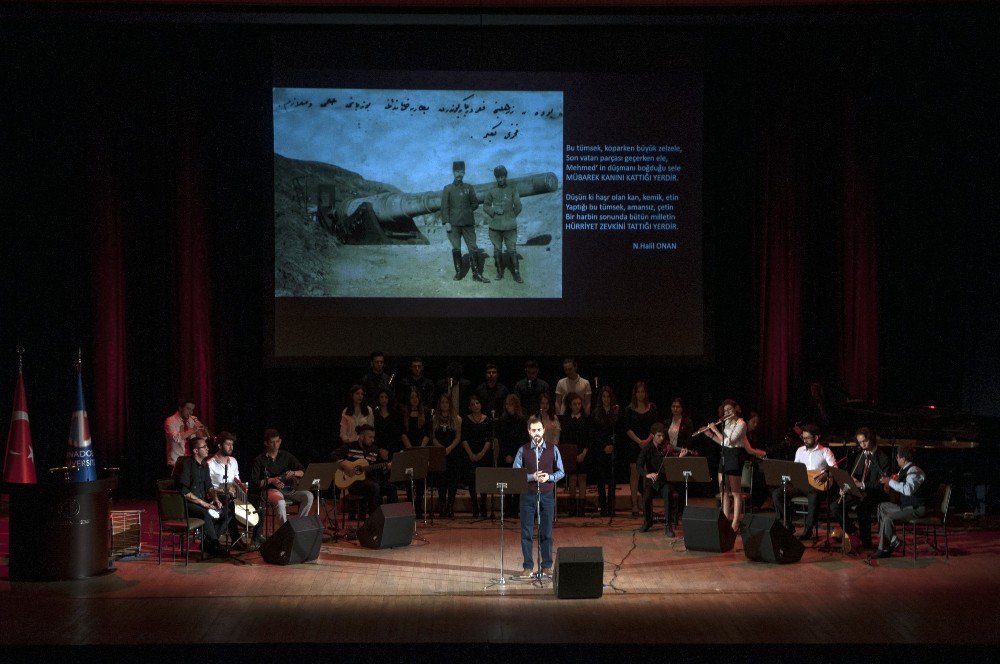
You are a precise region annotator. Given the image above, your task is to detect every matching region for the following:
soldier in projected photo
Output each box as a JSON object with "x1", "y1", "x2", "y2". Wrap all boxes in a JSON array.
[
  {"x1": 484, "y1": 164, "x2": 523, "y2": 283},
  {"x1": 441, "y1": 160, "x2": 489, "y2": 284}
]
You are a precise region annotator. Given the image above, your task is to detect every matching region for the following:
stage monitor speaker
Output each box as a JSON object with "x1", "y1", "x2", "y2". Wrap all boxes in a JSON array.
[
  {"x1": 682, "y1": 506, "x2": 736, "y2": 553},
  {"x1": 359, "y1": 502, "x2": 415, "y2": 549},
  {"x1": 554, "y1": 546, "x2": 603, "y2": 599},
  {"x1": 741, "y1": 514, "x2": 804, "y2": 564},
  {"x1": 260, "y1": 515, "x2": 323, "y2": 565}
]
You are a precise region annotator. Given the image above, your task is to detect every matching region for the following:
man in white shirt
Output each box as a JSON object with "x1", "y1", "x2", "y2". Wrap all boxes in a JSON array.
[
  {"x1": 772, "y1": 423, "x2": 836, "y2": 541},
  {"x1": 554, "y1": 357, "x2": 592, "y2": 416},
  {"x1": 207, "y1": 432, "x2": 254, "y2": 547},
  {"x1": 163, "y1": 399, "x2": 201, "y2": 472}
]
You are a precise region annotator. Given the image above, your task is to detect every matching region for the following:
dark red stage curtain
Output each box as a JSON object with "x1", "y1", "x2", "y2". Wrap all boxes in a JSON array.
[
  {"x1": 176, "y1": 133, "x2": 216, "y2": 430},
  {"x1": 754, "y1": 134, "x2": 802, "y2": 443},
  {"x1": 92, "y1": 151, "x2": 130, "y2": 464},
  {"x1": 838, "y1": 137, "x2": 879, "y2": 402}
]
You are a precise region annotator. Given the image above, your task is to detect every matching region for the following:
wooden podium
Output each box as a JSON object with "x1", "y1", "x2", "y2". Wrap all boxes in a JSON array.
[{"x1": 5, "y1": 476, "x2": 118, "y2": 581}]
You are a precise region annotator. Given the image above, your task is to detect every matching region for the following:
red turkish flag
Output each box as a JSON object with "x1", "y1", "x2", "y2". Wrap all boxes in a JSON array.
[{"x1": 4, "y1": 372, "x2": 37, "y2": 484}]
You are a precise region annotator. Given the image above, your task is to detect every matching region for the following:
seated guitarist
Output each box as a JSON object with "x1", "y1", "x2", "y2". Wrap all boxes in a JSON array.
[
  {"x1": 332, "y1": 424, "x2": 397, "y2": 515},
  {"x1": 250, "y1": 428, "x2": 314, "y2": 527},
  {"x1": 771, "y1": 423, "x2": 836, "y2": 541}
]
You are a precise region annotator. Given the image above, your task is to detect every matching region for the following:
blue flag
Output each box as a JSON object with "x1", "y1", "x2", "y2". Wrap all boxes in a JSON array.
[{"x1": 66, "y1": 368, "x2": 97, "y2": 482}]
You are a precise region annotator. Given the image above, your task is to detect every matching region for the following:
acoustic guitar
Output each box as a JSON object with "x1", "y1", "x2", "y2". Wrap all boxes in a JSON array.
[{"x1": 334, "y1": 458, "x2": 391, "y2": 489}]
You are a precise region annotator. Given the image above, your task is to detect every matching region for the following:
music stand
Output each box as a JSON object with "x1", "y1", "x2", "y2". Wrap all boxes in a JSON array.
[
  {"x1": 390, "y1": 449, "x2": 429, "y2": 539},
  {"x1": 661, "y1": 456, "x2": 711, "y2": 507},
  {"x1": 404, "y1": 447, "x2": 444, "y2": 525},
  {"x1": 427, "y1": 447, "x2": 447, "y2": 523},
  {"x1": 556, "y1": 443, "x2": 577, "y2": 520},
  {"x1": 828, "y1": 466, "x2": 863, "y2": 553},
  {"x1": 300, "y1": 462, "x2": 339, "y2": 536},
  {"x1": 477, "y1": 467, "x2": 530, "y2": 591},
  {"x1": 761, "y1": 459, "x2": 809, "y2": 530}
]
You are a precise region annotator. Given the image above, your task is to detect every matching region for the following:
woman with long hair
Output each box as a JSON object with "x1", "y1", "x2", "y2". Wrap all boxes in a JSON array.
[
  {"x1": 432, "y1": 393, "x2": 463, "y2": 517},
  {"x1": 373, "y1": 388, "x2": 402, "y2": 456},
  {"x1": 339, "y1": 385, "x2": 374, "y2": 445},
  {"x1": 400, "y1": 388, "x2": 430, "y2": 517},
  {"x1": 536, "y1": 392, "x2": 561, "y2": 446},
  {"x1": 624, "y1": 381, "x2": 659, "y2": 518},
  {"x1": 560, "y1": 392, "x2": 598, "y2": 517},
  {"x1": 497, "y1": 393, "x2": 529, "y2": 512},
  {"x1": 462, "y1": 394, "x2": 492, "y2": 519},
  {"x1": 705, "y1": 398, "x2": 766, "y2": 531},
  {"x1": 592, "y1": 386, "x2": 621, "y2": 517}
]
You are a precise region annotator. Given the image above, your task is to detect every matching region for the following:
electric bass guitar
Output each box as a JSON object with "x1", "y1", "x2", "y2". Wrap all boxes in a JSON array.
[{"x1": 334, "y1": 458, "x2": 391, "y2": 490}]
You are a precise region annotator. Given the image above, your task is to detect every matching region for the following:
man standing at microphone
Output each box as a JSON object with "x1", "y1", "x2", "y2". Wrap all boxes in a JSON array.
[{"x1": 513, "y1": 416, "x2": 565, "y2": 577}]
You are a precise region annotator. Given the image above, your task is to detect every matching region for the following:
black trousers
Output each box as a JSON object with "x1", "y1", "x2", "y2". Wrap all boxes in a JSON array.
[
  {"x1": 642, "y1": 479, "x2": 672, "y2": 526},
  {"x1": 186, "y1": 502, "x2": 230, "y2": 543}
]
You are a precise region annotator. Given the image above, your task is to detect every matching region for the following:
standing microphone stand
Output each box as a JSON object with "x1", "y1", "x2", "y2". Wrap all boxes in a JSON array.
[
  {"x1": 406, "y1": 467, "x2": 428, "y2": 543},
  {"x1": 424, "y1": 408, "x2": 435, "y2": 526},
  {"x1": 609, "y1": 412, "x2": 618, "y2": 527},
  {"x1": 489, "y1": 409, "x2": 498, "y2": 520},
  {"x1": 221, "y1": 463, "x2": 249, "y2": 565},
  {"x1": 484, "y1": 479, "x2": 510, "y2": 591},
  {"x1": 720, "y1": 424, "x2": 729, "y2": 523},
  {"x1": 534, "y1": 446, "x2": 546, "y2": 584}
]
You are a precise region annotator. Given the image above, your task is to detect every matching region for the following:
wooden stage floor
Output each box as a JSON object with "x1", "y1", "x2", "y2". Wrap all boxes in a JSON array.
[{"x1": 2, "y1": 498, "x2": 999, "y2": 655}]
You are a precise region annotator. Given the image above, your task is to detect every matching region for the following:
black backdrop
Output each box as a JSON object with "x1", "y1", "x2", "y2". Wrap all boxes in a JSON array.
[{"x1": 1, "y1": 5, "x2": 997, "y2": 497}]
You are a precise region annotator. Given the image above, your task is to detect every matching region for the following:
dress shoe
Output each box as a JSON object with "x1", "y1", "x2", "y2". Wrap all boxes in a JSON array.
[
  {"x1": 639, "y1": 521, "x2": 652, "y2": 532},
  {"x1": 875, "y1": 548, "x2": 893, "y2": 559},
  {"x1": 664, "y1": 526, "x2": 676, "y2": 538}
]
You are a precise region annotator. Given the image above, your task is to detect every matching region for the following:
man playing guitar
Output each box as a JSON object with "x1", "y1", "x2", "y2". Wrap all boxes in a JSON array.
[
  {"x1": 332, "y1": 423, "x2": 397, "y2": 516},
  {"x1": 249, "y1": 429, "x2": 314, "y2": 528},
  {"x1": 771, "y1": 423, "x2": 836, "y2": 541}
]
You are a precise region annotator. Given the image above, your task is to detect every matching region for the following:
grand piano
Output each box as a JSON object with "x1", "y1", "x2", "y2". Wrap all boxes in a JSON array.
[{"x1": 826, "y1": 401, "x2": 993, "y2": 515}]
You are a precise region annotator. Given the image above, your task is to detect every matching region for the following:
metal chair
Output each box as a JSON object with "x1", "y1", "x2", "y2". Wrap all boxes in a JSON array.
[
  {"x1": 156, "y1": 488, "x2": 204, "y2": 565},
  {"x1": 791, "y1": 489, "x2": 834, "y2": 542},
  {"x1": 902, "y1": 483, "x2": 952, "y2": 561}
]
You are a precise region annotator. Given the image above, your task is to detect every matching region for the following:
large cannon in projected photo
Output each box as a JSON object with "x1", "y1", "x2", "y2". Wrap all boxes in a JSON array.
[{"x1": 315, "y1": 172, "x2": 560, "y2": 245}]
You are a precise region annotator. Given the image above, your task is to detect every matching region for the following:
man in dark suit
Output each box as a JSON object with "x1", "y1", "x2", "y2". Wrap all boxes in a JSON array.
[{"x1": 835, "y1": 427, "x2": 893, "y2": 550}]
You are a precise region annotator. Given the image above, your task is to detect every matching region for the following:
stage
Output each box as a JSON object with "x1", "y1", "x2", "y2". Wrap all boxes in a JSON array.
[{"x1": 2, "y1": 496, "x2": 998, "y2": 653}]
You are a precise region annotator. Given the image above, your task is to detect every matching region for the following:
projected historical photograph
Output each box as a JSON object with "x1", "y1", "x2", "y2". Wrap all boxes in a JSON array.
[{"x1": 273, "y1": 87, "x2": 564, "y2": 298}]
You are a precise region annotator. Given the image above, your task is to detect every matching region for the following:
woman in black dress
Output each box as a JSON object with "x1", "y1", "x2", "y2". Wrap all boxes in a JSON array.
[
  {"x1": 462, "y1": 394, "x2": 492, "y2": 519},
  {"x1": 432, "y1": 393, "x2": 462, "y2": 518},
  {"x1": 400, "y1": 388, "x2": 430, "y2": 517},
  {"x1": 374, "y1": 388, "x2": 403, "y2": 456},
  {"x1": 624, "y1": 381, "x2": 659, "y2": 518},
  {"x1": 560, "y1": 392, "x2": 598, "y2": 517},
  {"x1": 592, "y1": 385, "x2": 622, "y2": 517},
  {"x1": 497, "y1": 393, "x2": 529, "y2": 512}
]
